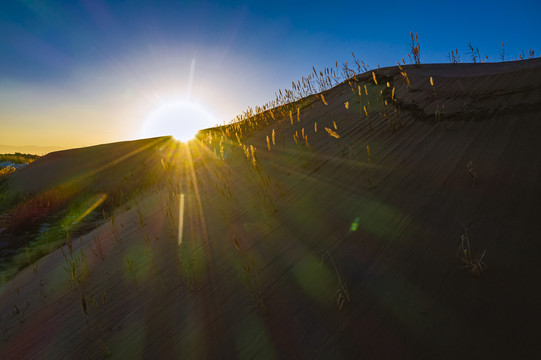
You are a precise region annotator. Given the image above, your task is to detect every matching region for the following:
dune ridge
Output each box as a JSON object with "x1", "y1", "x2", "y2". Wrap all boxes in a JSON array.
[{"x1": 1, "y1": 59, "x2": 541, "y2": 359}]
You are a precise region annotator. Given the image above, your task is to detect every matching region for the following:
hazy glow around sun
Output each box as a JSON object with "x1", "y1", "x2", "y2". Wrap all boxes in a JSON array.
[{"x1": 141, "y1": 100, "x2": 217, "y2": 142}]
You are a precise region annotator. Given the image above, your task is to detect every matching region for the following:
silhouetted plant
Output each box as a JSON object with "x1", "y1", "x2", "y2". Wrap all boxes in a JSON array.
[
  {"x1": 408, "y1": 32, "x2": 421, "y2": 64},
  {"x1": 466, "y1": 42, "x2": 481, "y2": 63},
  {"x1": 448, "y1": 48, "x2": 460, "y2": 63}
]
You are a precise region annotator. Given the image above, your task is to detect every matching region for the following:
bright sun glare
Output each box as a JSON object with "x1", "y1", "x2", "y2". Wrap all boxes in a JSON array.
[{"x1": 142, "y1": 101, "x2": 217, "y2": 142}]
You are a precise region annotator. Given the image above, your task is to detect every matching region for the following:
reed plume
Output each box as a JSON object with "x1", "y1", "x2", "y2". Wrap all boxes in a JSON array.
[{"x1": 325, "y1": 127, "x2": 340, "y2": 138}]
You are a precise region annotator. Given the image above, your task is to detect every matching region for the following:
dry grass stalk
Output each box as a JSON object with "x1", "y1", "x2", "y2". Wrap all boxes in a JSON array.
[
  {"x1": 233, "y1": 236, "x2": 267, "y2": 314},
  {"x1": 429, "y1": 76, "x2": 442, "y2": 125},
  {"x1": 409, "y1": 32, "x2": 421, "y2": 64},
  {"x1": 219, "y1": 137, "x2": 225, "y2": 160},
  {"x1": 319, "y1": 250, "x2": 350, "y2": 310},
  {"x1": 363, "y1": 105, "x2": 372, "y2": 130},
  {"x1": 325, "y1": 127, "x2": 340, "y2": 139},
  {"x1": 11, "y1": 303, "x2": 25, "y2": 324},
  {"x1": 250, "y1": 145, "x2": 257, "y2": 168},
  {"x1": 467, "y1": 161, "x2": 479, "y2": 186},
  {"x1": 457, "y1": 226, "x2": 486, "y2": 277}
]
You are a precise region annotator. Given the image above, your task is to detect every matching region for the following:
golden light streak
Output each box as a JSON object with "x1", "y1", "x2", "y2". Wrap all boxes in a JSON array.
[{"x1": 178, "y1": 193, "x2": 185, "y2": 245}]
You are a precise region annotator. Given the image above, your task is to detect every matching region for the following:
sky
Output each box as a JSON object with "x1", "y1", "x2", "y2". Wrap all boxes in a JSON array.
[{"x1": 1, "y1": 0, "x2": 540, "y2": 151}]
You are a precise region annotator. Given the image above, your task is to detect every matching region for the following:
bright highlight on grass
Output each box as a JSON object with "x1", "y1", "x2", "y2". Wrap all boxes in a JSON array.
[{"x1": 142, "y1": 101, "x2": 217, "y2": 142}]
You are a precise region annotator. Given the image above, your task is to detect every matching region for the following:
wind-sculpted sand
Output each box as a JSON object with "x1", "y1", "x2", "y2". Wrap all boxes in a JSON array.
[{"x1": 1, "y1": 59, "x2": 540, "y2": 359}]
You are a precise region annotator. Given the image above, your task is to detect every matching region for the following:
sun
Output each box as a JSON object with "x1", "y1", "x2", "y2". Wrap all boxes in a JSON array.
[{"x1": 141, "y1": 101, "x2": 217, "y2": 142}]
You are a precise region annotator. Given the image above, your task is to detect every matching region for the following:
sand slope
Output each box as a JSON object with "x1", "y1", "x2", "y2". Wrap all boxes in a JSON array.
[
  {"x1": 1, "y1": 59, "x2": 541, "y2": 359},
  {"x1": 0, "y1": 137, "x2": 170, "y2": 258},
  {"x1": 6, "y1": 136, "x2": 171, "y2": 194}
]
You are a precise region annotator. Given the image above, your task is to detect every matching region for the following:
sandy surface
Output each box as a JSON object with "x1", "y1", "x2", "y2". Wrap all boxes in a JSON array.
[{"x1": 1, "y1": 58, "x2": 541, "y2": 359}]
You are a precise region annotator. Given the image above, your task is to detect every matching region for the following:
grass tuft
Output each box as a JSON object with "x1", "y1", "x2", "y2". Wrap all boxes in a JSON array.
[{"x1": 457, "y1": 225, "x2": 486, "y2": 277}]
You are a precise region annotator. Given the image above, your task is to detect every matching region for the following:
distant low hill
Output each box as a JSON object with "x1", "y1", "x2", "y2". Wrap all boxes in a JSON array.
[{"x1": 0, "y1": 144, "x2": 65, "y2": 155}]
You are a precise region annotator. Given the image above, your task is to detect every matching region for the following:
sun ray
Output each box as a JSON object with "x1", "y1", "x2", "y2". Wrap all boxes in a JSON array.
[{"x1": 178, "y1": 193, "x2": 185, "y2": 245}]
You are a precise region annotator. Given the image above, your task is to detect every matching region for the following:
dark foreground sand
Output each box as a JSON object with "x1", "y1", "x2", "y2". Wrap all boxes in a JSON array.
[{"x1": 1, "y1": 58, "x2": 541, "y2": 359}]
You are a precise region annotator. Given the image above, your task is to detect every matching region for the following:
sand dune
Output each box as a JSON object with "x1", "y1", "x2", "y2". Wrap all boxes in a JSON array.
[
  {"x1": 1, "y1": 59, "x2": 541, "y2": 359},
  {"x1": 6, "y1": 137, "x2": 171, "y2": 194}
]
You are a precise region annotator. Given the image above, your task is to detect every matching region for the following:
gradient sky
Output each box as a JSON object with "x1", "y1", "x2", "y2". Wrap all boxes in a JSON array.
[{"x1": 1, "y1": 0, "x2": 540, "y2": 151}]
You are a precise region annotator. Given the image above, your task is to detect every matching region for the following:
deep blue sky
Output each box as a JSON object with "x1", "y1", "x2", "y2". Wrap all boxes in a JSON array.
[{"x1": 1, "y1": 0, "x2": 540, "y2": 147}]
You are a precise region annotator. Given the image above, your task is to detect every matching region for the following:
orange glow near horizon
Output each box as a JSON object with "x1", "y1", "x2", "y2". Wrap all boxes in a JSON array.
[{"x1": 0, "y1": 49, "x2": 263, "y2": 153}]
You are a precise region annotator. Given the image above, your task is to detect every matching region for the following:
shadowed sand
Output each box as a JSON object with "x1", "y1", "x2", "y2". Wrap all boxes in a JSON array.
[{"x1": 1, "y1": 58, "x2": 541, "y2": 359}]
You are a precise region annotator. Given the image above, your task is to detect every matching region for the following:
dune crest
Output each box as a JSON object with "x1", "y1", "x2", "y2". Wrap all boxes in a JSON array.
[{"x1": 1, "y1": 60, "x2": 541, "y2": 359}]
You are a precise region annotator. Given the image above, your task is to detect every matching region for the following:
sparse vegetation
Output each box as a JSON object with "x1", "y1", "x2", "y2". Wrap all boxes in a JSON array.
[
  {"x1": 430, "y1": 76, "x2": 443, "y2": 127},
  {"x1": 0, "y1": 140, "x2": 171, "y2": 282},
  {"x1": 0, "y1": 165, "x2": 16, "y2": 178},
  {"x1": 457, "y1": 225, "x2": 486, "y2": 277},
  {"x1": 0, "y1": 32, "x2": 538, "y2": 359},
  {"x1": 234, "y1": 236, "x2": 266, "y2": 314},
  {"x1": 448, "y1": 48, "x2": 461, "y2": 63},
  {"x1": 319, "y1": 250, "x2": 350, "y2": 310},
  {"x1": 466, "y1": 42, "x2": 481, "y2": 63},
  {"x1": 0, "y1": 153, "x2": 39, "y2": 165},
  {"x1": 409, "y1": 32, "x2": 421, "y2": 64}
]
